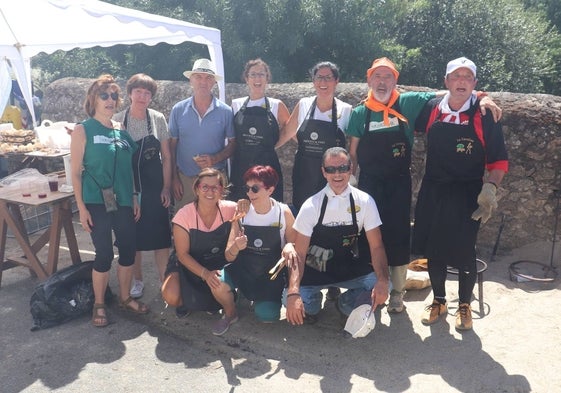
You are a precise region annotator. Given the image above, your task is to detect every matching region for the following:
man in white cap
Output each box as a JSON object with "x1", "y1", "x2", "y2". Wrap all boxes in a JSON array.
[
  {"x1": 169, "y1": 58, "x2": 235, "y2": 209},
  {"x1": 346, "y1": 57, "x2": 502, "y2": 315},
  {"x1": 412, "y1": 56, "x2": 508, "y2": 331}
]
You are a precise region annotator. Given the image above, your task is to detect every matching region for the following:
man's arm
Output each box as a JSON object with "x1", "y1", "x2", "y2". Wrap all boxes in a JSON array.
[
  {"x1": 285, "y1": 230, "x2": 310, "y2": 326},
  {"x1": 365, "y1": 227, "x2": 390, "y2": 309},
  {"x1": 210, "y1": 137, "x2": 236, "y2": 166}
]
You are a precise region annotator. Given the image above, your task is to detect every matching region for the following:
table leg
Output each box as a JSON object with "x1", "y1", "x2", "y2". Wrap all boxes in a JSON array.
[
  {"x1": 46, "y1": 202, "x2": 64, "y2": 275},
  {"x1": 61, "y1": 199, "x2": 81, "y2": 265},
  {"x1": 0, "y1": 201, "x2": 48, "y2": 280}
]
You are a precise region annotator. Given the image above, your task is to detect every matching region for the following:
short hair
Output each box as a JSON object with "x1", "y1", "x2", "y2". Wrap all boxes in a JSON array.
[
  {"x1": 310, "y1": 61, "x2": 340, "y2": 81},
  {"x1": 83, "y1": 74, "x2": 121, "y2": 117},
  {"x1": 242, "y1": 58, "x2": 272, "y2": 83},
  {"x1": 192, "y1": 168, "x2": 228, "y2": 201},
  {"x1": 243, "y1": 165, "x2": 279, "y2": 189},
  {"x1": 125, "y1": 73, "x2": 158, "y2": 96},
  {"x1": 322, "y1": 147, "x2": 350, "y2": 166}
]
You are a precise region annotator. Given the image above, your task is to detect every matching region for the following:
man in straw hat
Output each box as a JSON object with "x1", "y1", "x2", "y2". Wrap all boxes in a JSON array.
[
  {"x1": 169, "y1": 58, "x2": 235, "y2": 209},
  {"x1": 285, "y1": 147, "x2": 390, "y2": 326},
  {"x1": 346, "y1": 57, "x2": 502, "y2": 315},
  {"x1": 412, "y1": 57, "x2": 508, "y2": 331}
]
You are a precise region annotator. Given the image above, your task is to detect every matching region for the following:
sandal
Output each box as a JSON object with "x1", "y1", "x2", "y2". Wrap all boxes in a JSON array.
[
  {"x1": 92, "y1": 303, "x2": 108, "y2": 327},
  {"x1": 119, "y1": 296, "x2": 150, "y2": 314}
]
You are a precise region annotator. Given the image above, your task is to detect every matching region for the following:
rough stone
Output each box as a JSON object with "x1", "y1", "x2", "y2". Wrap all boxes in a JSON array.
[{"x1": 42, "y1": 78, "x2": 561, "y2": 254}]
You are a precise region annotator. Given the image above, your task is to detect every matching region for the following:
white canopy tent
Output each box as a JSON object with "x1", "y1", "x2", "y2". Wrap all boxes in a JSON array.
[{"x1": 0, "y1": 0, "x2": 225, "y2": 127}]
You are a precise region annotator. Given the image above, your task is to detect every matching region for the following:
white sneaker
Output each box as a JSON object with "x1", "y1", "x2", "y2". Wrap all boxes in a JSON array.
[{"x1": 130, "y1": 279, "x2": 144, "y2": 299}]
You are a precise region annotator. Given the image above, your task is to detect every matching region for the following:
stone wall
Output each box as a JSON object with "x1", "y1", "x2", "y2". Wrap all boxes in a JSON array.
[{"x1": 43, "y1": 78, "x2": 561, "y2": 254}]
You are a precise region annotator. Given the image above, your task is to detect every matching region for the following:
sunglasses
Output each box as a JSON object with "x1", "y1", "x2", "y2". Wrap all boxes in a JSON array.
[
  {"x1": 99, "y1": 92, "x2": 119, "y2": 101},
  {"x1": 198, "y1": 184, "x2": 222, "y2": 193},
  {"x1": 323, "y1": 164, "x2": 351, "y2": 174},
  {"x1": 243, "y1": 184, "x2": 265, "y2": 194}
]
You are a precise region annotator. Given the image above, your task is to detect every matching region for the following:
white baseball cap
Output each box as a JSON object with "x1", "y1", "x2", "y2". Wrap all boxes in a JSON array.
[
  {"x1": 446, "y1": 57, "x2": 477, "y2": 78},
  {"x1": 183, "y1": 58, "x2": 222, "y2": 81},
  {"x1": 344, "y1": 304, "x2": 376, "y2": 338}
]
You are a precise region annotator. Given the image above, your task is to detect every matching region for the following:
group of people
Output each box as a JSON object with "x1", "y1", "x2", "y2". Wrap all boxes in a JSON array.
[{"x1": 70, "y1": 54, "x2": 507, "y2": 335}]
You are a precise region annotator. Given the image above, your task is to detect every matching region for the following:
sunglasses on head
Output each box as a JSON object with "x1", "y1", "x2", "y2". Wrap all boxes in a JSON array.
[
  {"x1": 243, "y1": 184, "x2": 265, "y2": 194},
  {"x1": 99, "y1": 92, "x2": 119, "y2": 101},
  {"x1": 323, "y1": 164, "x2": 351, "y2": 174}
]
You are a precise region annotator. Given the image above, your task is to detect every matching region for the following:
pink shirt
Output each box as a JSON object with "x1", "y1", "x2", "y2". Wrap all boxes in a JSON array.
[{"x1": 172, "y1": 200, "x2": 237, "y2": 232}]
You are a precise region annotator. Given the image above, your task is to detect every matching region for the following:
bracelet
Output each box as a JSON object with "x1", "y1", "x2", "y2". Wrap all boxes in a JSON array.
[
  {"x1": 487, "y1": 181, "x2": 498, "y2": 189},
  {"x1": 286, "y1": 293, "x2": 301, "y2": 298},
  {"x1": 201, "y1": 268, "x2": 208, "y2": 282}
]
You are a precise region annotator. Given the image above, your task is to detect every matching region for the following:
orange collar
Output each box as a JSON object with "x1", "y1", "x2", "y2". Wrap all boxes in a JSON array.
[{"x1": 364, "y1": 89, "x2": 408, "y2": 126}]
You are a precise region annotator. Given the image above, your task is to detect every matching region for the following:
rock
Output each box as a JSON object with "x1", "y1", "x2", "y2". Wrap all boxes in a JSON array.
[{"x1": 42, "y1": 78, "x2": 561, "y2": 253}]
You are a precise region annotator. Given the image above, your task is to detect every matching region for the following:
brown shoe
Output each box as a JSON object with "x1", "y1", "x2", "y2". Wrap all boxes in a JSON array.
[
  {"x1": 421, "y1": 300, "x2": 447, "y2": 325},
  {"x1": 455, "y1": 303, "x2": 473, "y2": 331}
]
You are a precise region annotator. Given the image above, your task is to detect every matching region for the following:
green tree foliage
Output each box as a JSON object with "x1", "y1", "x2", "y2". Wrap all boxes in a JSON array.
[{"x1": 30, "y1": 0, "x2": 561, "y2": 94}]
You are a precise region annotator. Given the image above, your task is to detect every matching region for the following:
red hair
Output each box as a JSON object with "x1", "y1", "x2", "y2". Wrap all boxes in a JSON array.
[{"x1": 243, "y1": 165, "x2": 279, "y2": 189}]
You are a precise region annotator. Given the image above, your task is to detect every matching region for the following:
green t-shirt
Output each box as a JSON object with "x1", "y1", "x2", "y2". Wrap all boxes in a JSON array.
[
  {"x1": 81, "y1": 118, "x2": 138, "y2": 207},
  {"x1": 346, "y1": 91, "x2": 436, "y2": 146}
]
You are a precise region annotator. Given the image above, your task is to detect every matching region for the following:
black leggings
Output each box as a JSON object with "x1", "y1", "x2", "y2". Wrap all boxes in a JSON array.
[{"x1": 428, "y1": 258, "x2": 477, "y2": 304}]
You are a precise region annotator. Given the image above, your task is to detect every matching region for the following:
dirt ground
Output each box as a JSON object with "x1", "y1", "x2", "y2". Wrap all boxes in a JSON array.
[{"x1": 1, "y1": 216, "x2": 560, "y2": 393}]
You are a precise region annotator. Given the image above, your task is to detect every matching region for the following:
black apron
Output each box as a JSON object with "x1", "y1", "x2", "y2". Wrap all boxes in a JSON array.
[
  {"x1": 356, "y1": 106, "x2": 411, "y2": 266},
  {"x1": 412, "y1": 102, "x2": 484, "y2": 269},
  {"x1": 225, "y1": 206, "x2": 284, "y2": 301},
  {"x1": 178, "y1": 209, "x2": 232, "y2": 312},
  {"x1": 124, "y1": 109, "x2": 171, "y2": 250},
  {"x1": 230, "y1": 98, "x2": 284, "y2": 202},
  {"x1": 292, "y1": 98, "x2": 346, "y2": 210},
  {"x1": 301, "y1": 194, "x2": 373, "y2": 286}
]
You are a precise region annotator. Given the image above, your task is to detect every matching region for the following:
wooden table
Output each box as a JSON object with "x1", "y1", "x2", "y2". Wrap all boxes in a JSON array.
[{"x1": 0, "y1": 184, "x2": 81, "y2": 286}]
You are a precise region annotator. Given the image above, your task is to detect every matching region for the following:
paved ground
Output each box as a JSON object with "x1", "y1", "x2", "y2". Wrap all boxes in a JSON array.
[{"x1": 1, "y1": 215, "x2": 560, "y2": 393}]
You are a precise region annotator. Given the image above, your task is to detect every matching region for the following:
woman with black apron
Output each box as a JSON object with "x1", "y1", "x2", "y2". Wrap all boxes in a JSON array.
[
  {"x1": 230, "y1": 59, "x2": 290, "y2": 202},
  {"x1": 212, "y1": 166, "x2": 296, "y2": 330},
  {"x1": 276, "y1": 61, "x2": 352, "y2": 212},
  {"x1": 170, "y1": 169, "x2": 237, "y2": 325},
  {"x1": 114, "y1": 74, "x2": 172, "y2": 298}
]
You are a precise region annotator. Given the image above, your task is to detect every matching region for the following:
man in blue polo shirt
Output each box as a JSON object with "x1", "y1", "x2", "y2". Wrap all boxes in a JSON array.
[{"x1": 169, "y1": 58, "x2": 235, "y2": 210}]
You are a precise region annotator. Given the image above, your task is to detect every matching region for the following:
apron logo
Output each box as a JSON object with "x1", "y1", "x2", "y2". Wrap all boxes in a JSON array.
[
  {"x1": 456, "y1": 138, "x2": 474, "y2": 154},
  {"x1": 253, "y1": 238, "x2": 263, "y2": 248},
  {"x1": 310, "y1": 132, "x2": 319, "y2": 141},
  {"x1": 211, "y1": 247, "x2": 220, "y2": 254},
  {"x1": 347, "y1": 205, "x2": 361, "y2": 214},
  {"x1": 249, "y1": 127, "x2": 257, "y2": 135},
  {"x1": 392, "y1": 142, "x2": 407, "y2": 158}
]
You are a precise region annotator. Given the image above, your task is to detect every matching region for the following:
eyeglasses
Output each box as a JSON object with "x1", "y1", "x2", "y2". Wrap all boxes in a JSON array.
[
  {"x1": 198, "y1": 184, "x2": 222, "y2": 193},
  {"x1": 314, "y1": 75, "x2": 335, "y2": 82},
  {"x1": 323, "y1": 164, "x2": 351, "y2": 174},
  {"x1": 99, "y1": 92, "x2": 119, "y2": 101},
  {"x1": 248, "y1": 72, "x2": 267, "y2": 79},
  {"x1": 243, "y1": 184, "x2": 265, "y2": 194}
]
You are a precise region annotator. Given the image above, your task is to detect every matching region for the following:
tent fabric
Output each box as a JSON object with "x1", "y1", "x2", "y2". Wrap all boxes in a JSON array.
[{"x1": 0, "y1": 0, "x2": 225, "y2": 126}]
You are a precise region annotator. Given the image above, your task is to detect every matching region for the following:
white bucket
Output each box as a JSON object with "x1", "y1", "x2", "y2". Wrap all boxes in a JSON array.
[{"x1": 63, "y1": 154, "x2": 72, "y2": 186}]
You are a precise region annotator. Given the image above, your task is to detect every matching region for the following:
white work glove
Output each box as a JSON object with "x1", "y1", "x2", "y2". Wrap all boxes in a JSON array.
[
  {"x1": 349, "y1": 174, "x2": 358, "y2": 187},
  {"x1": 471, "y1": 183, "x2": 498, "y2": 224}
]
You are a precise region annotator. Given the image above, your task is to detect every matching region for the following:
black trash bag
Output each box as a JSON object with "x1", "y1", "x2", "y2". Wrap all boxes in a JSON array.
[{"x1": 30, "y1": 261, "x2": 113, "y2": 331}]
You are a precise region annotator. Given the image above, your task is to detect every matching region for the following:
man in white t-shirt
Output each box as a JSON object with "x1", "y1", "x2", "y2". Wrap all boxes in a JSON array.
[{"x1": 285, "y1": 147, "x2": 390, "y2": 325}]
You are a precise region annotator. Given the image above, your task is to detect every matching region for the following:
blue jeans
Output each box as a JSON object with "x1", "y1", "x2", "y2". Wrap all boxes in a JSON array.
[{"x1": 283, "y1": 272, "x2": 377, "y2": 316}]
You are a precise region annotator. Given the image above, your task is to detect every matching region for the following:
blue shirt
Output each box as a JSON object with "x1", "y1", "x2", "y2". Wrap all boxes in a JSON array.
[{"x1": 169, "y1": 96, "x2": 235, "y2": 176}]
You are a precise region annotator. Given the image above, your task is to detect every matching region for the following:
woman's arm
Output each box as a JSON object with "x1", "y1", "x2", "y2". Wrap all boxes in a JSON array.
[
  {"x1": 159, "y1": 137, "x2": 173, "y2": 208},
  {"x1": 70, "y1": 124, "x2": 92, "y2": 233}
]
